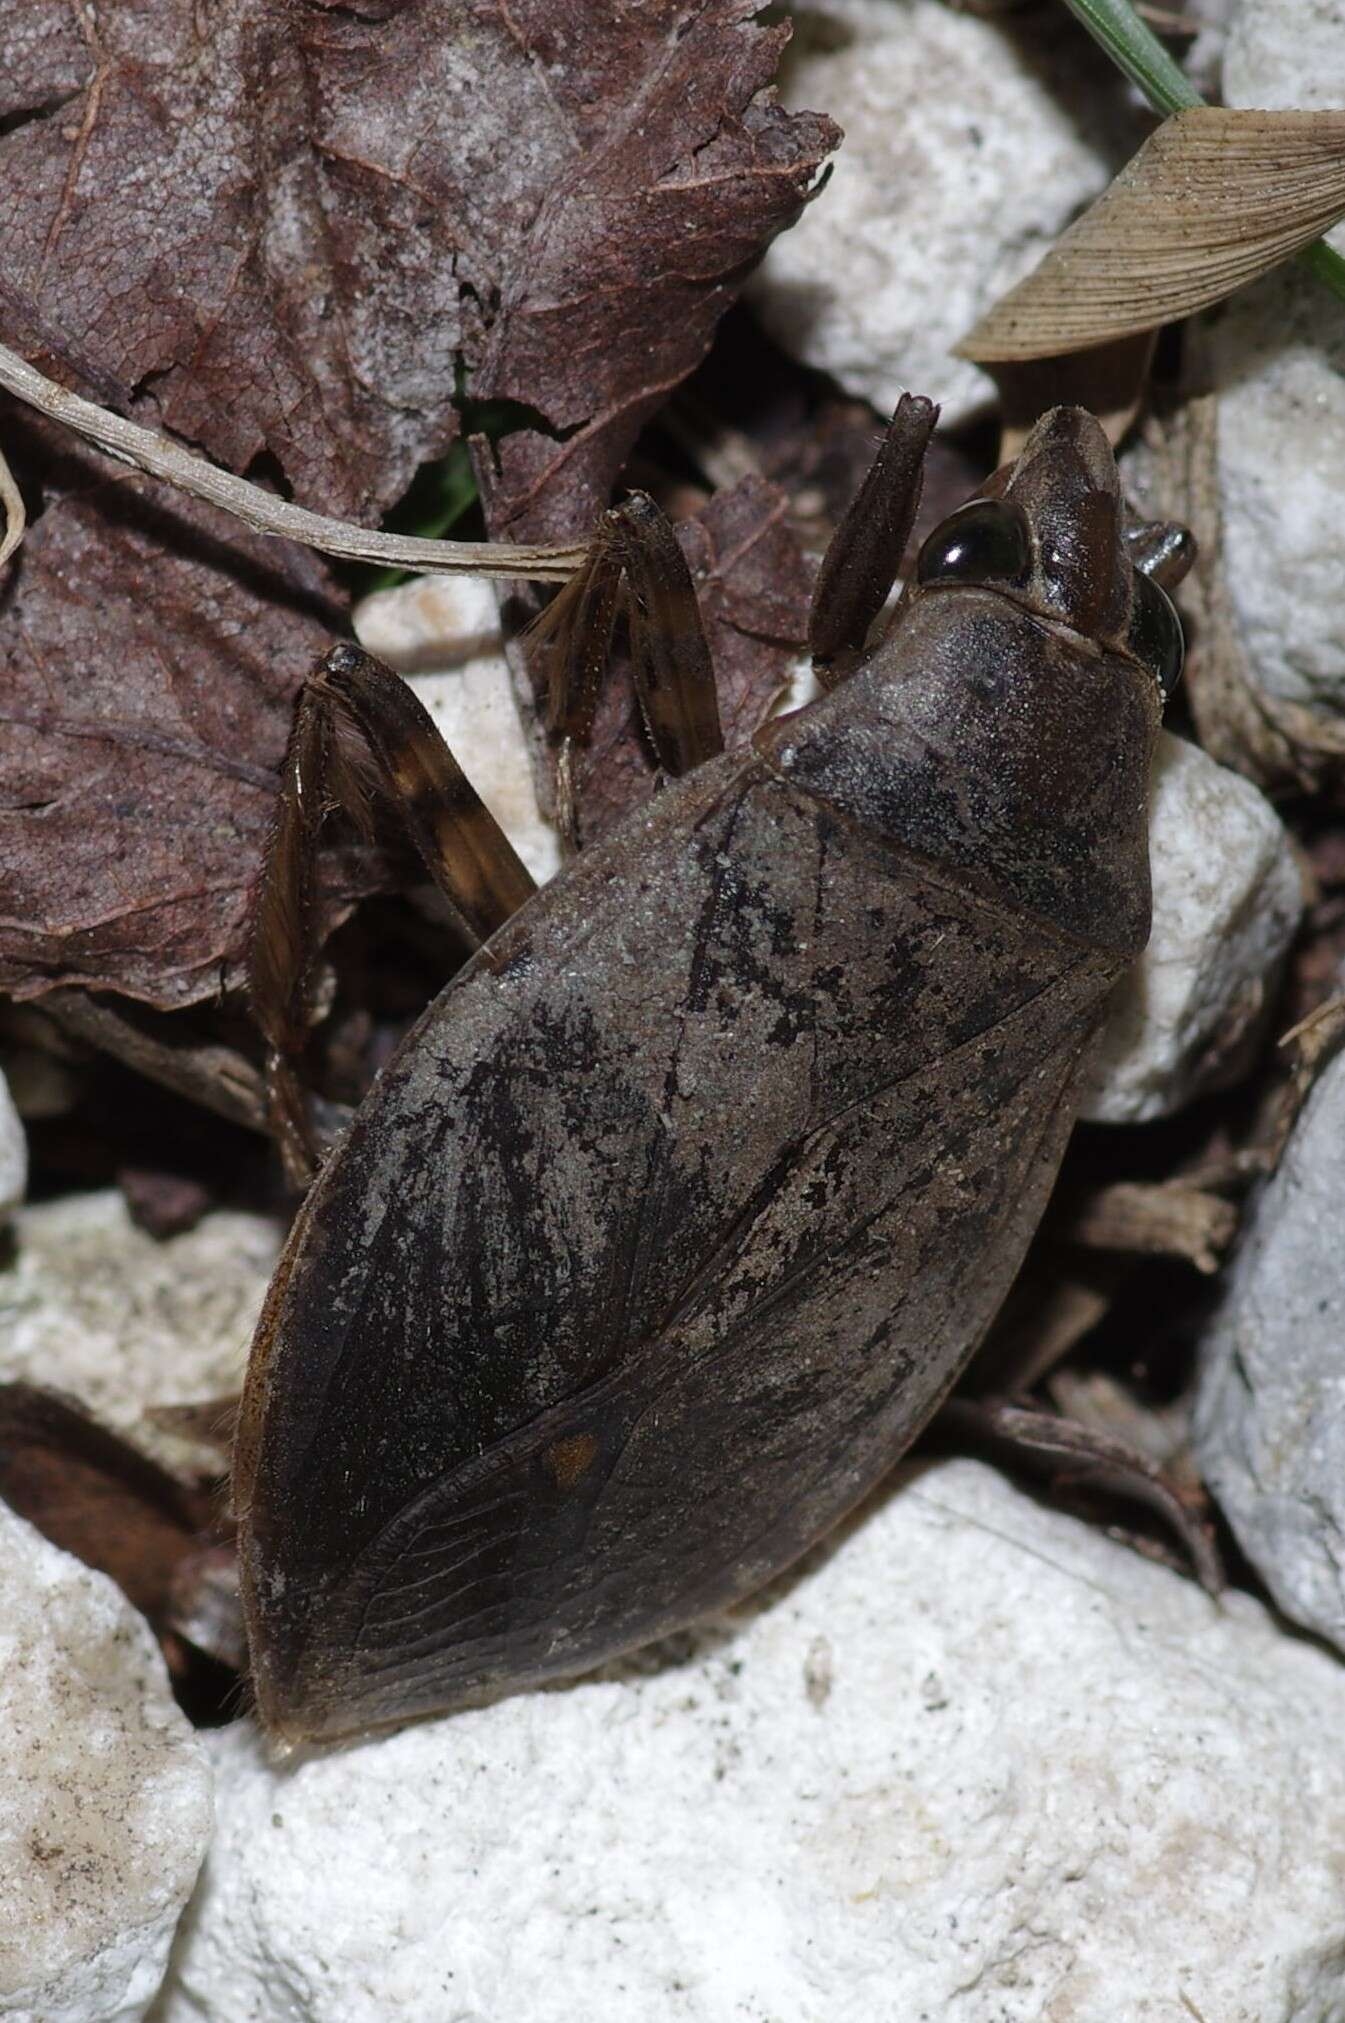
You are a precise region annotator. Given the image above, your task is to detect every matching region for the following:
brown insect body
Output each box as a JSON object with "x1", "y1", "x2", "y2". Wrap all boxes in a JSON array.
[{"x1": 236, "y1": 409, "x2": 1169, "y2": 1743}]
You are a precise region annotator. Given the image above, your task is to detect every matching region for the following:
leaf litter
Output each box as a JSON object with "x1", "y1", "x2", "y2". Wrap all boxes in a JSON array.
[
  {"x1": 0, "y1": 410, "x2": 356, "y2": 1007},
  {"x1": 0, "y1": 0, "x2": 837, "y2": 1007}
]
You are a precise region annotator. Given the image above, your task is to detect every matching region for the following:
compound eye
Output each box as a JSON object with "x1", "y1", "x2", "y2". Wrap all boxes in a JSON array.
[
  {"x1": 1128, "y1": 570, "x2": 1185, "y2": 701},
  {"x1": 916, "y1": 498, "x2": 1032, "y2": 588}
]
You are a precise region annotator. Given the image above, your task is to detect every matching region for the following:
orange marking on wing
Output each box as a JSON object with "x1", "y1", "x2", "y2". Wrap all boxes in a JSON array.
[{"x1": 543, "y1": 1432, "x2": 600, "y2": 1492}]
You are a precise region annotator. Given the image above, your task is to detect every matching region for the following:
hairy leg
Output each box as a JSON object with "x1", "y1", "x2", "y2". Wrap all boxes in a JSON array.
[
  {"x1": 808, "y1": 393, "x2": 939, "y2": 686},
  {"x1": 531, "y1": 492, "x2": 724, "y2": 844},
  {"x1": 251, "y1": 642, "x2": 536, "y2": 1182}
]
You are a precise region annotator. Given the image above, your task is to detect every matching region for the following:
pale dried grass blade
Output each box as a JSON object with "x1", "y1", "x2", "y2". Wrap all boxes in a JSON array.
[
  {"x1": 0, "y1": 340, "x2": 585, "y2": 582},
  {"x1": 959, "y1": 108, "x2": 1345, "y2": 362},
  {"x1": 0, "y1": 441, "x2": 25, "y2": 568}
]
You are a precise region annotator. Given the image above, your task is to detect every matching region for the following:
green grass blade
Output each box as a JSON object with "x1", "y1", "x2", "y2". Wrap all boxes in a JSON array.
[
  {"x1": 1060, "y1": 0, "x2": 1345, "y2": 305},
  {"x1": 1059, "y1": 0, "x2": 1199, "y2": 114},
  {"x1": 1298, "y1": 235, "x2": 1345, "y2": 298}
]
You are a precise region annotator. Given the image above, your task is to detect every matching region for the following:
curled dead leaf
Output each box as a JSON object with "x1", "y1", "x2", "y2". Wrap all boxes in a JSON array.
[
  {"x1": 959, "y1": 108, "x2": 1345, "y2": 362},
  {"x1": 0, "y1": 3, "x2": 837, "y2": 1012},
  {"x1": 0, "y1": 413, "x2": 363, "y2": 1010},
  {"x1": 0, "y1": 1381, "x2": 220, "y2": 1629}
]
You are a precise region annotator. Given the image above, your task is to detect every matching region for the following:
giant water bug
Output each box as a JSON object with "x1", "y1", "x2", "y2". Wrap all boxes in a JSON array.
[{"x1": 235, "y1": 400, "x2": 1191, "y2": 1743}]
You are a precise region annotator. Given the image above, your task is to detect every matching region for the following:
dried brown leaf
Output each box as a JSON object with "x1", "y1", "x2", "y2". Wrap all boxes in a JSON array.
[
  {"x1": 935, "y1": 1395, "x2": 1223, "y2": 1595},
  {"x1": 3, "y1": 0, "x2": 836, "y2": 524},
  {"x1": 960, "y1": 109, "x2": 1345, "y2": 363},
  {"x1": 471, "y1": 13, "x2": 838, "y2": 543},
  {"x1": 0, "y1": 1380, "x2": 245, "y2": 1674},
  {"x1": 0, "y1": 413, "x2": 364, "y2": 1007}
]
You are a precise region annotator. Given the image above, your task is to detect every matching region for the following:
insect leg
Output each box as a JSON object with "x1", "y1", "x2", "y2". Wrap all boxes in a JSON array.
[
  {"x1": 250, "y1": 642, "x2": 536, "y2": 1183},
  {"x1": 1124, "y1": 517, "x2": 1196, "y2": 591},
  {"x1": 531, "y1": 492, "x2": 722, "y2": 842},
  {"x1": 612, "y1": 493, "x2": 723, "y2": 778},
  {"x1": 808, "y1": 392, "x2": 939, "y2": 687}
]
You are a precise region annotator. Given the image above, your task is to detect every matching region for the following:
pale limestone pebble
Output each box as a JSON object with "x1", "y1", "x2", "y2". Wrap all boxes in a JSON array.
[
  {"x1": 354, "y1": 574, "x2": 561, "y2": 885},
  {"x1": 0, "y1": 1506, "x2": 212, "y2": 2023},
  {"x1": 1080, "y1": 731, "x2": 1304, "y2": 1123},
  {"x1": 157, "y1": 1460, "x2": 1345, "y2": 2023},
  {"x1": 751, "y1": 0, "x2": 1137, "y2": 425},
  {"x1": 0, "y1": 1191, "x2": 278, "y2": 1472},
  {"x1": 0, "y1": 1066, "x2": 27, "y2": 1218},
  {"x1": 1205, "y1": 266, "x2": 1345, "y2": 710},
  {"x1": 1196, "y1": 1039, "x2": 1345, "y2": 1653},
  {"x1": 353, "y1": 572, "x2": 504, "y2": 670},
  {"x1": 1180, "y1": 0, "x2": 1240, "y2": 102}
]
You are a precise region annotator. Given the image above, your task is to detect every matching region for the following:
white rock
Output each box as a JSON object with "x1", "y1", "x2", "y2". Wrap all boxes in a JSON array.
[
  {"x1": 0, "y1": 1066, "x2": 27, "y2": 1218},
  {"x1": 751, "y1": 0, "x2": 1135, "y2": 424},
  {"x1": 354, "y1": 574, "x2": 506, "y2": 670},
  {"x1": 1081, "y1": 730, "x2": 1303, "y2": 1122},
  {"x1": 354, "y1": 574, "x2": 560, "y2": 885},
  {"x1": 1180, "y1": 0, "x2": 1240, "y2": 103},
  {"x1": 0, "y1": 1191, "x2": 277, "y2": 1471},
  {"x1": 1206, "y1": 267, "x2": 1345, "y2": 711},
  {"x1": 0, "y1": 1506, "x2": 212, "y2": 2023},
  {"x1": 157, "y1": 1460, "x2": 1345, "y2": 2022},
  {"x1": 1196, "y1": 1040, "x2": 1345, "y2": 1652},
  {"x1": 1210, "y1": 4, "x2": 1345, "y2": 709}
]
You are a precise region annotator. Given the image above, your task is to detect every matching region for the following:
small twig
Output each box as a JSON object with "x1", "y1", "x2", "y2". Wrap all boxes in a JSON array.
[
  {"x1": 1053, "y1": 1179, "x2": 1238, "y2": 1275},
  {"x1": 0, "y1": 439, "x2": 25, "y2": 567},
  {"x1": 42, "y1": 989, "x2": 271, "y2": 1137},
  {"x1": 0, "y1": 339, "x2": 585, "y2": 583},
  {"x1": 935, "y1": 1395, "x2": 1224, "y2": 1594}
]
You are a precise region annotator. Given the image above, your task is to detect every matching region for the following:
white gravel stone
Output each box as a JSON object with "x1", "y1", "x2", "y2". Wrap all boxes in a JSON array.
[
  {"x1": 354, "y1": 574, "x2": 560, "y2": 885},
  {"x1": 354, "y1": 574, "x2": 506, "y2": 669},
  {"x1": 1196, "y1": 1040, "x2": 1345, "y2": 1652},
  {"x1": 157, "y1": 1459, "x2": 1345, "y2": 2023},
  {"x1": 1209, "y1": 6, "x2": 1345, "y2": 710},
  {"x1": 0, "y1": 1506, "x2": 212, "y2": 2023},
  {"x1": 1180, "y1": 0, "x2": 1239, "y2": 102},
  {"x1": 0, "y1": 1066, "x2": 27, "y2": 1219},
  {"x1": 751, "y1": 0, "x2": 1136, "y2": 425},
  {"x1": 1082, "y1": 731, "x2": 1304, "y2": 1122},
  {"x1": 1205, "y1": 266, "x2": 1345, "y2": 713},
  {"x1": 0, "y1": 1191, "x2": 278, "y2": 1472}
]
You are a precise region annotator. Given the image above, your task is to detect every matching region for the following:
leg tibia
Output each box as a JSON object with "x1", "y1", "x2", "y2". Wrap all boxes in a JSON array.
[
  {"x1": 809, "y1": 393, "x2": 939, "y2": 685},
  {"x1": 250, "y1": 643, "x2": 536, "y2": 1182}
]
